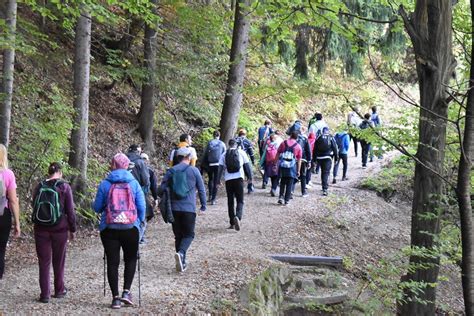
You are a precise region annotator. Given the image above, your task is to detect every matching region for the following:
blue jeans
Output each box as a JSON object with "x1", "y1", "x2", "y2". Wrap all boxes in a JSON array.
[
  {"x1": 172, "y1": 211, "x2": 196, "y2": 264},
  {"x1": 333, "y1": 153, "x2": 348, "y2": 179}
]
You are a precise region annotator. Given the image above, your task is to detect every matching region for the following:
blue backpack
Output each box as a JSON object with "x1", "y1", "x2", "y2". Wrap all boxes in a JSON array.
[
  {"x1": 279, "y1": 141, "x2": 297, "y2": 169},
  {"x1": 335, "y1": 133, "x2": 344, "y2": 151}
]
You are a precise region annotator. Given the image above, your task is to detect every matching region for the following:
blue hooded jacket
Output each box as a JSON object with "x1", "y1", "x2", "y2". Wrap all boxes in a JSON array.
[
  {"x1": 334, "y1": 131, "x2": 350, "y2": 155},
  {"x1": 93, "y1": 169, "x2": 146, "y2": 232}
]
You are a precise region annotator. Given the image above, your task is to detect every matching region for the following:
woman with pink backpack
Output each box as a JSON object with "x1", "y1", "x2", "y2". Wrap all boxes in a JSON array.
[{"x1": 259, "y1": 133, "x2": 280, "y2": 196}]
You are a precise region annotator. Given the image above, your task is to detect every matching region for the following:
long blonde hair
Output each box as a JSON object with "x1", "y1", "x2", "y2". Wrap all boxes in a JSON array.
[{"x1": 0, "y1": 144, "x2": 9, "y2": 171}]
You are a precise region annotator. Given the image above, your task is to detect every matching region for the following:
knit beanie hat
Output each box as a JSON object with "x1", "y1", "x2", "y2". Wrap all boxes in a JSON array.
[{"x1": 111, "y1": 153, "x2": 130, "y2": 170}]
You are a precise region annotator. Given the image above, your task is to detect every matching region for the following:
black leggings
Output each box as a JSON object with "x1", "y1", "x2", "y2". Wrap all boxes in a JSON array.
[
  {"x1": 100, "y1": 227, "x2": 139, "y2": 297},
  {"x1": 0, "y1": 209, "x2": 11, "y2": 279}
]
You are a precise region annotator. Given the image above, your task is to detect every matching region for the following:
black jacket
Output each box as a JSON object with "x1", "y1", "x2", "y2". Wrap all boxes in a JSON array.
[{"x1": 126, "y1": 151, "x2": 150, "y2": 190}]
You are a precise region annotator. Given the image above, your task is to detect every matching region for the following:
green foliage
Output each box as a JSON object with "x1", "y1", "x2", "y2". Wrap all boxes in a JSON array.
[
  {"x1": 361, "y1": 155, "x2": 414, "y2": 200},
  {"x1": 10, "y1": 77, "x2": 73, "y2": 222}
]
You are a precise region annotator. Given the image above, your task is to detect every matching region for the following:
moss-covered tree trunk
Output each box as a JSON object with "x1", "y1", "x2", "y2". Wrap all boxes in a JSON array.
[
  {"x1": 398, "y1": 1, "x2": 456, "y2": 314},
  {"x1": 294, "y1": 25, "x2": 309, "y2": 79},
  {"x1": 456, "y1": 2, "x2": 474, "y2": 312},
  {"x1": 0, "y1": 0, "x2": 17, "y2": 146},
  {"x1": 138, "y1": 0, "x2": 158, "y2": 153},
  {"x1": 69, "y1": 7, "x2": 91, "y2": 195},
  {"x1": 219, "y1": 0, "x2": 251, "y2": 145}
]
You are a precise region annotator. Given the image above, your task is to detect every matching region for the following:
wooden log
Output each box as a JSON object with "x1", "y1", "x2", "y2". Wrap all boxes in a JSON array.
[{"x1": 270, "y1": 254, "x2": 343, "y2": 267}]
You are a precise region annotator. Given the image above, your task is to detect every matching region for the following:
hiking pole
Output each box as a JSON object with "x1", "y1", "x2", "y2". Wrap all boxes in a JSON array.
[
  {"x1": 138, "y1": 250, "x2": 141, "y2": 307},
  {"x1": 103, "y1": 251, "x2": 106, "y2": 297}
]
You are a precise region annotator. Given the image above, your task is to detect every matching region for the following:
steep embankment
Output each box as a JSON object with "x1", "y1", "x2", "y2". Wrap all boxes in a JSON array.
[{"x1": 0, "y1": 151, "x2": 463, "y2": 314}]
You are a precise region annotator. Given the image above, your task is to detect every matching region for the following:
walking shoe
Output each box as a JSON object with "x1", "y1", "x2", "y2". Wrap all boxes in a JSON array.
[
  {"x1": 227, "y1": 224, "x2": 235, "y2": 229},
  {"x1": 302, "y1": 193, "x2": 309, "y2": 198},
  {"x1": 322, "y1": 190, "x2": 328, "y2": 196},
  {"x1": 175, "y1": 252, "x2": 184, "y2": 272},
  {"x1": 247, "y1": 183, "x2": 254, "y2": 194},
  {"x1": 306, "y1": 183, "x2": 313, "y2": 188},
  {"x1": 53, "y1": 289, "x2": 67, "y2": 299},
  {"x1": 111, "y1": 297, "x2": 121, "y2": 309},
  {"x1": 342, "y1": 177, "x2": 349, "y2": 181},
  {"x1": 234, "y1": 216, "x2": 241, "y2": 231},
  {"x1": 261, "y1": 183, "x2": 266, "y2": 189},
  {"x1": 139, "y1": 237, "x2": 147, "y2": 245},
  {"x1": 284, "y1": 201, "x2": 289, "y2": 206},
  {"x1": 182, "y1": 263, "x2": 188, "y2": 272},
  {"x1": 332, "y1": 178, "x2": 337, "y2": 184},
  {"x1": 370, "y1": 158, "x2": 374, "y2": 163},
  {"x1": 121, "y1": 290, "x2": 134, "y2": 306},
  {"x1": 38, "y1": 297, "x2": 49, "y2": 303},
  {"x1": 210, "y1": 200, "x2": 216, "y2": 205},
  {"x1": 362, "y1": 165, "x2": 367, "y2": 169},
  {"x1": 278, "y1": 198, "x2": 283, "y2": 205},
  {"x1": 270, "y1": 189, "x2": 275, "y2": 197}
]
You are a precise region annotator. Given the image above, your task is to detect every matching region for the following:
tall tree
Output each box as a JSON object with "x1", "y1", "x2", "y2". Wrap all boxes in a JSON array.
[
  {"x1": 294, "y1": 25, "x2": 309, "y2": 79},
  {"x1": 138, "y1": 0, "x2": 158, "y2": 152},
  {"x1": 219, "y1": 0, "x2": 251, "y2": 144},
  {"x1": 0, "y1": 0, "x2": 17, "y2": 146},
  {"x1": 398, "y1": 1, "x2": 456, "y2": 314},
  {"x1": 456, "y1": 1, "x2": 474, "y2": 312},
  {"x1": 69, "y1": 7, "x2": 91, "y2": 194}
]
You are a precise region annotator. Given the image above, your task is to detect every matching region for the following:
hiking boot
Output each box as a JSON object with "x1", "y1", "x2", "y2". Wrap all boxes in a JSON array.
[
  {"x1": 111, "y1": 297, "x2": 121, "y2": 309},
  {"x1": 38, "y1": 297, "x2": 49, "y2": 304},
  {"x1": 175, "y1": 252, "x2": 184, "y2": 272},
  {"x1": 121, "y1": 290, "x2": 134, "y2": 306},
  {"x1": 139, "y1": 237, "x2": 147, "y2": 245},
  {"x1": 234, "y1": 216, "x2": 241, "y2": 231},
  {"x1": 322, "y1": 190, "x2": 328, "y2": 196},
  {"x1": 284, "y1": 201, "x2": 290, "y2": 206},
  {"x1": 210, "y1": 200, "x2": 216, "y2": 205},
  {"x1": 227, "y1": 224, "x2": 235, "y2": 229},
  {"x1": 362, "y1": 165, "x2": 367, "y2": 169},
  {"x1": 278, "y1": 198, "x2": 283, "y2": 205},
  {"x1": 247, "y1": 183, "x2": 254, "y2": 194},
  {"x1": 270, "y1": 189, "x2": 276, "y2": 197},
  {"x1": 342, "y1": 177, "x2": 349, "y2": 181},
  {"x1": 53, "y1": 289, "x2": 67, "y2": 299},
  {"x1": 332, "y1": 178, "x2": 337, "y2": 184},
  {"x1": 262, "y1": 183, "x2": 266, "y2": 189}
]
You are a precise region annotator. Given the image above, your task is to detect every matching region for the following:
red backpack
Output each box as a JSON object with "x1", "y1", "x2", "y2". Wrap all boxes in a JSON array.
[
  {"x1": 265, "y1": 142, "x2": 278, "y2": 163},
  {"x1": 106, "y1": 183, "x2": 137, "y2": 225}
]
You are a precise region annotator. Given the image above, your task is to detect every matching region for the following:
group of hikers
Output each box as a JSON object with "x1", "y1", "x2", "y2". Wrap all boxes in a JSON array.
[{"x1": 0, "y1": 106, "x2": 382, "y2": 309}]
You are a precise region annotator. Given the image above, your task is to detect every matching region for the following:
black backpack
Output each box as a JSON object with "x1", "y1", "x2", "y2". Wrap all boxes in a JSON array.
[
  {"x1": 207, "y1": 141, "x2": 222, "y2": 164},
  {"x1": 359, "y1": 120, "x2": 371, "y2": 130},
  {"x1": 225, "y1": 149, "x2": 241, "y2": 173},
  {"x1": 316, "y1": 134, "x2": 332, "y2": 153},
  {"x1": 32, "y1": 180, "x2": 63, "y2": 226}
]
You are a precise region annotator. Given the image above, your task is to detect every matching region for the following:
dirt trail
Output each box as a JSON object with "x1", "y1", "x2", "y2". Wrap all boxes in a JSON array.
[{"x1": 0, "y1": 150, "x2": 463, "y2": 314}]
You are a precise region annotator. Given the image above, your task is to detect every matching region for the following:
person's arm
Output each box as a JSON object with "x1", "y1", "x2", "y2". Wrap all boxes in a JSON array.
[
  {"x1": 7, "y1": 188, "x2": 20, "y2": 237},
  {"x1": 157, "y1": 170, "x2": 171, "y2": 196},
  {"x1": 149, "y1": 169, "x2": 159, "y2": 200},
  {"x1": 93, "y1": 181, "x2": 107, "y2": 214},
  {"x1": 195, "y1": 169, "x2": 207, "y2": 211},
  {"x1": 304, "y1": 140, "x2": 312, "y2": 162},
  {"x1": 246, "y1": 140, "x2": 255, "y2": 165},
  {"x1": 63, "y1": 184, "x2": 77, "y2": 235},
  {"x1": 139, "y1": 161, "x2": 150, "y2": 188},
  {"x1": 343, "y1": 135, "x2": 350, "y2": 153},
  {"x1": 243, "y1": 162, "x2": 253, "y2": 181},
  {"x1": 134, "y1": 182, "x2": 146, "y2": 223},
  {"x1": 332, "y1": 138, "x2": 339, "y2": 160}
]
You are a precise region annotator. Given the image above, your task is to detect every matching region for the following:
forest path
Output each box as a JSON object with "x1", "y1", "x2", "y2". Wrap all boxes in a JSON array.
[{"x1": 0, "y1": 149, "x2": 462, "y2": 313}]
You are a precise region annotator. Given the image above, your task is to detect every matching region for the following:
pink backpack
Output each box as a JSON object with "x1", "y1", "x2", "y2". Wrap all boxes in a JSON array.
[
  {"x1": 106, "y1": 183, "x2": 137, "y2": 225},
  {"x1": 265, "y1": 142, "x2": 278, "y2": 163}
]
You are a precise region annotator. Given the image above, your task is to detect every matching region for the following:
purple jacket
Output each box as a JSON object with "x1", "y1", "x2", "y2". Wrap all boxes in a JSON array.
[{"x1": 32, "y1": 179, "x2": 76, "y2": 233}]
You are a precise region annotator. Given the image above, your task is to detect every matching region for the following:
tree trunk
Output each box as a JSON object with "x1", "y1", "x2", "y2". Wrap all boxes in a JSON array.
[
  {"x1": 456, "y1": 2, "x2": 474, "y2": 312},
  {"x1": 294, "y1": 25, "x2": 309, "y2": 79},
  {"x1": 68, "y1": 8, "x2": 91, "y2": 195},
  {"x1": 0, "y1": 0, "x2": 17, "y2": 147},
  {"x1": 398, "y1": 1, "x2": 456, "y2": 315},
  {"x1": 138, "y1": 0, "x2": 158, "y2": 153},
  {"x1": 219, "y1": 0, "x2": 251, "y2": 145}
]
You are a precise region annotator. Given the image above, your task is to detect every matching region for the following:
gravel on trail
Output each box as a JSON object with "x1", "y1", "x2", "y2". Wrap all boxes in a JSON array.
[{"x1": 0, "y1": 151, "x2": 463, "y2": 314}]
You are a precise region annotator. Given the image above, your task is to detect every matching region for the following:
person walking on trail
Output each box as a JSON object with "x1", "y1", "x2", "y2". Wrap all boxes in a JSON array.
[
  {"x1": 218, "y1": 139, "x2": 253, "y2": 231},
  {"x1": 313, "y1": 127, "x2": 338, "y2": 196},
  {"x1": 32, "y1": 162, "x2": 76, "y2": 303},
  {"x1": 257, "y1": 120, "x2": 273, "y2": 157},
  {"x1": 200, "y1": 130, "x2": 226, "y2": 205},
  {"x1": 306, "y1": 131, "x2": 316, "y2": 188},
  {"x1": 169, "y1": 134, "x2": 198, "y2": 167},
  {"x1": 308, "y1": 113, "x2": 318, "y2": 131},
  {"x1": 359, "y1": 113, "x2": 374, "y2": 169},
  {"x1": 126, "y1": 144, "x2": 150, "y2": 194},
  {"x1": 293, "y1": 127, "x2": 312, "y2": 198},
  {"x1": 159, "y1": 147, "x2": 206, "y2": 272},
  {"x1": 347, "y1": 108, "x2": 362, "y2": 157},
  {"x1": 93, "y1": 153, "x2": 146, "y2": 309},
  {"x1": 139, "y1": 153, "x2": 159, "y2": 244},
  {"x1": 308, "y1": 113, "x2": 328, "y2": 136},
  {"x1": 235, "y1": 129, "x2": 255, "y2": 193},
  {"x1": 286, "y1": 120, "x2": 302, "y2": 136},
  {"x1": 0, "y1": 144, "x2": 21, "y2": 280},
  {"x1": 259, "y1": 133, "x2": 280, "y2": 196},
  {"x1": 332, "y1": 129, "x2": 350, "y2": 183},
  {"x1": 276, "y1": 131, "x2": 302, "y2": 205},
  {"x1": 370, "y1": 106, "x2": 383, "y2": 161}
]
